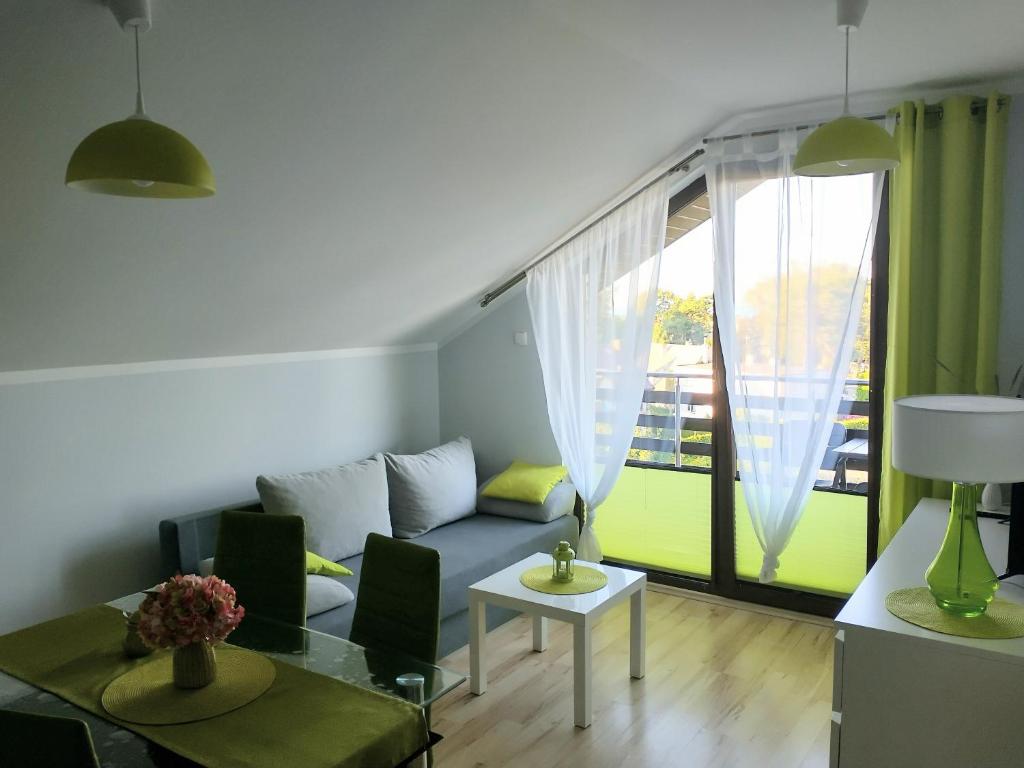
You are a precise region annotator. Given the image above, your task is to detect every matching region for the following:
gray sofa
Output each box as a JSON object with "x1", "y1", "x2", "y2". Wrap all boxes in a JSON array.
[{"x1": 159, "y1": 501, "x2": 579, "y2": 658}]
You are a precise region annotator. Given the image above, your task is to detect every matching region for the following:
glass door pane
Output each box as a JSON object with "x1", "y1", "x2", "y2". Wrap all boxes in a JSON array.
[
  {"x1": 596, "y1": 466, "x2": 712, "y2": 577},
  {"x1": 731, "y1": 176, "x2": 875, "y2": 597},
  {"x1": 734, "y1": 486, "x2": 867, "y2": 596},
  {"x1": 596, "y1": 183, "x2": 714, "y2": 579}
]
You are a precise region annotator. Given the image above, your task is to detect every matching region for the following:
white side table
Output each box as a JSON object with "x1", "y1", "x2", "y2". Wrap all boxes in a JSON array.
[{"x1": 468, "y1": 553, "x2": 646, "y2": 728}]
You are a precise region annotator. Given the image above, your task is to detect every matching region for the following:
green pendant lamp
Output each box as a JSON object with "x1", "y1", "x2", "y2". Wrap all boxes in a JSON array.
[
  {"x1": 66, "y1": 0, "x2": 215, "y2": 198},
  {"x1": 794, "y1": 0, "x2": 899, "y2": 177}
]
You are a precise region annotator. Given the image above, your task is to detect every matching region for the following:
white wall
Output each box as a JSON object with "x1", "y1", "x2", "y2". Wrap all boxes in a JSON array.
[
  {"x1": 0, "y1": 349, "x2": 439, "y2": 633},
  {"x1": 438, "y1": 292, "x2": 558, "y2": 481}
]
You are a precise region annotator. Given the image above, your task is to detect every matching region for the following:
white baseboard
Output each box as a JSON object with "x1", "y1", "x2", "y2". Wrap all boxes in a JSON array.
[{"x1": 647, "y1": 582, "x2": 836, "y2": 628}]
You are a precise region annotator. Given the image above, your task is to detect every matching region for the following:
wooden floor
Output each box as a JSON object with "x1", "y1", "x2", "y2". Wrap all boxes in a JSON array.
[{"x1": 432, "y1": 587, "x2": 834, "y2": 768}]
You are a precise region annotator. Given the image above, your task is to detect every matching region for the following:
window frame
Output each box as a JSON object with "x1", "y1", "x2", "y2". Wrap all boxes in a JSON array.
[{"x1": 604, "y1": 172, "x2": 889, "y2": 618}]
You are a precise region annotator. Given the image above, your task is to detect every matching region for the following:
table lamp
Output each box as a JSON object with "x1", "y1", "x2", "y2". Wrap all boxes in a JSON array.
[{"x1": 893, "y1": 395, "x2": 1024, "y2": 616}]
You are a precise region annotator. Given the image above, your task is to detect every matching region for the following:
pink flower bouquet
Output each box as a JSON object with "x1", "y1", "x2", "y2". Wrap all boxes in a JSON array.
[{"x1": 137, "y1": 574, "x2": 245, "y2": 649}]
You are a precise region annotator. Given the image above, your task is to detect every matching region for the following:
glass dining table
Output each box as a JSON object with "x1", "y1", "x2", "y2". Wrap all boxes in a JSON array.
[{"x1": 0, "y1": 594, "x2": 465, "y2": 767}]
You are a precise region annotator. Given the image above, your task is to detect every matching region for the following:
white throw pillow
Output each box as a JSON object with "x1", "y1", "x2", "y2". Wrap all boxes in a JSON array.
[
  {"x1": 197, "y1": 558, "x2": 354, "y2": 619},
  {"x1": 256, "y1": 455, "x2": 391, "y2": 561},
  {"x1": 305, "y1": 575, "x2": 355, "y2": 618},
  {"x1": 385, "y1": 436, "x2": 477, "y2": 538}
]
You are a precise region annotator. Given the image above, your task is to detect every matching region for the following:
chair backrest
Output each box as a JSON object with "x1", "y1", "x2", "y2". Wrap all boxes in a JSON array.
[
  {"x1": 0, "y1": 710, "x2": 100, "y2": 768},
  {"x1": 214, "y1": 510, "x2": 306, "y2": 626},
  {"x1": 350, "y1": 532, "x2": 441, "y2": 663},
  {"x1": 159, "y1": 500, "x2": 263, "y2": 578}
]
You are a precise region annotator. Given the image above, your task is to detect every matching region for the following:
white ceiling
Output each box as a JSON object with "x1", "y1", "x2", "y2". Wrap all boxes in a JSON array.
[{"x1": 2, "y1": 0, "x2": 1023, "y2": 370}]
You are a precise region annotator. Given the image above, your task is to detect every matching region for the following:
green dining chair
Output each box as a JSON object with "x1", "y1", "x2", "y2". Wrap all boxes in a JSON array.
[
  {"x1": 0, "y1": 709, "x2": 100, "y2": 768},
  {"x1": 350, "y1": 532, "x2": 441, "y2": 663},
  {"x1": 213, "y1": 510, "x2": 306, "y2": 627}
]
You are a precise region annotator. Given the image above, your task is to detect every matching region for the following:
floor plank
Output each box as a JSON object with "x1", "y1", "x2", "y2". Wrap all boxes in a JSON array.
[{"x1": 432, "y1": 588, "x2": 833, "y2": 768}]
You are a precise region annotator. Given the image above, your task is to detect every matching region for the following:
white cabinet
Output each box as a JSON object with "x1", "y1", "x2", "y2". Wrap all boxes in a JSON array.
[{"x1": 832, "y1": 498, "x2": 1024, "y2": 768}]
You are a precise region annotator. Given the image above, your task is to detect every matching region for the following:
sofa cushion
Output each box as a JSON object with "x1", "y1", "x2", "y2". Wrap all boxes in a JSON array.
[
  {"x1": 256, "y1": 455, "x2": 391, "y2": 561},
  {"x1": 385, "y1": 437, "x2": 477, "y2": 538},
  {"x1": 477, "y1": 477, "x2": 576, "y2": 523},
  {"x1": 415, "y1": 513, "x2": 579, "y2": 618},
  {"x1": 307, "y1": 513, "x2": 578, "y2": 640}
]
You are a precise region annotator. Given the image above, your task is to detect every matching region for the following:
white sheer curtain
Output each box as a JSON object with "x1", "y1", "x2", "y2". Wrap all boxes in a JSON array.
[
  {"x1": 527, "y1": 179, "x2": 668, "y2": 561},
  {"x1": 707, "y1": 129, "x2": 883, "y2": 583}
]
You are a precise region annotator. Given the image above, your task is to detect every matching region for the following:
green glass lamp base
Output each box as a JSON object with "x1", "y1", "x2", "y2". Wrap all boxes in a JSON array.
[{"x1": 925, "y1": 482, "x2": 999, "y2": 617}]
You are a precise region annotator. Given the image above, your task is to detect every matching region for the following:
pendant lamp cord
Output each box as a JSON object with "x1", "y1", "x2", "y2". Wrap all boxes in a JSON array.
[
  {"x1": 842, "y1": 25, "x2": 850, "y2": 115},
  {"x1": 133, "y1": 25, "x2": 146, "y2": 117}
]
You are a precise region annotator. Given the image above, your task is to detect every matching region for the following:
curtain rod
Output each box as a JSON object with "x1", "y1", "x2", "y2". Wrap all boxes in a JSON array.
[
  {"x1": 479, "y1": 96, "x2": 1007, "y2": 309},
  {"x1": 704, "y1": 97, "x2": 1007, "y2": 144},
  {"x1": 479, "y1": 147, "x2": 705, "y2": 307},
  {"x1": 704, "y1": 113, "x2": 883, "y2": 144}
]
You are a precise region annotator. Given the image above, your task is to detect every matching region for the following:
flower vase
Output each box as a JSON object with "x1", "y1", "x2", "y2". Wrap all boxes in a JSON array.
[{"x1": 173, "y1": 642, "x2": 217, "y2": 689}]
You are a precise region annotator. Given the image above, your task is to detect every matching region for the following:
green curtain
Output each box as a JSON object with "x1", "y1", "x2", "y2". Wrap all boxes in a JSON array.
[{"x1": 879, "y1": 93, "x2": 1010, "y2": 551}]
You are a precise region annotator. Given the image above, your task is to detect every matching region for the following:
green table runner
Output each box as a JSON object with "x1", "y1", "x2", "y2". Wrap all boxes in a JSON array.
[{"x1": 0, "y1": 605, "x2": 428, "y2": 768}]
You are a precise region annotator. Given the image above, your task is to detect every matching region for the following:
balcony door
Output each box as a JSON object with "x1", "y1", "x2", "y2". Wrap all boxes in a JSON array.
[{"x1": 594, "y1": 175, "x2": 886, "y2": 616}]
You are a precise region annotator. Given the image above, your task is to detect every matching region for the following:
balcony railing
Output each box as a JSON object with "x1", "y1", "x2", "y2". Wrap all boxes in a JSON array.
[{"x1": 628, "y1": 371, "x2": 870, "y2": 492}]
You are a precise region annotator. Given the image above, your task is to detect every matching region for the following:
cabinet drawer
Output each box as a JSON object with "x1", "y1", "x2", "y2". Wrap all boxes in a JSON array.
[{"x1": 829, "y1": 712, "x2": 841, "y2": 768}]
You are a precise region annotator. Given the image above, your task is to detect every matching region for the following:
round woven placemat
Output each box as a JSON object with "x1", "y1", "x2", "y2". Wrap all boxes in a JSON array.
[
  {"x1": 520, "y1": 565, "x2": 608, "y2": 595},
  {"x1": 885, "y1": 587, "x2": 1024, "y2": 639},
  {"x1": 102, "y1": 647, "x2": 276, "y2": 725}
]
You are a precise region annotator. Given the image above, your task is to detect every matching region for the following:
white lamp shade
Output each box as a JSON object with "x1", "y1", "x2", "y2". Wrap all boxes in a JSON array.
[{"x1": 893, "y1": 395, "x2": 1024, "y2": 483}]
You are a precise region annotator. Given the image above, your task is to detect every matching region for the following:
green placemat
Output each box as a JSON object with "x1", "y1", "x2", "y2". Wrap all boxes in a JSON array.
[
  {"x1": 520, "y1": 565, "x2": 608, "y2": 594},
  {"x1": 102, "y1": 647, "x2": 275, "y2": 725},
  {"x1": 0, "y1": 605, "x2": 427, "y2": 768},
  {"x1": 885, "y1": 587, "x2": 1024, "y2": 639}
]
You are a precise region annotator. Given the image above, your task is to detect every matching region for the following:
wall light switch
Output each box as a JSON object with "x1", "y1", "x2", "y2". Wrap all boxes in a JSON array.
[{"x1": 514, "y1": 331, "x2": 529, "y2": 346}]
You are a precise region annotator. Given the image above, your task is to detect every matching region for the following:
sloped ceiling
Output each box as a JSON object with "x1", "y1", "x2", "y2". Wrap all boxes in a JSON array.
[{"x1": 2, "y1": 0, "x2": 1023, "y2": 371}]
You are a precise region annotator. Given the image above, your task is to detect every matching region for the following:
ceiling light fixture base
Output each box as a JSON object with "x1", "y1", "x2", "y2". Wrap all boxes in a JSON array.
[
  {"x1": 836, "y1": 0, "x2": 867, "y2": 30},
  {"x1": 107, "y1": 0, "x2": 151, "y2": 33}
]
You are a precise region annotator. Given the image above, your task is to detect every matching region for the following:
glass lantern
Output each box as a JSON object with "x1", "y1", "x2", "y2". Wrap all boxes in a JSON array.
[
  {"x1": 122, "y1": 610, "x2": 152, "y2": 658},
  {"x1": 552, "y1": 540, "x2": 576, "y2": 583}
]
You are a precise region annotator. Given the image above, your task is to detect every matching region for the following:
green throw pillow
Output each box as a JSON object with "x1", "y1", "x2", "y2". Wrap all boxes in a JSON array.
[
  {"x1": 482, "y1": 461, "x2": 568, "y2": 505},
  {"x1": 306, "y1": 551, "x2": 352, "y2": 576}
]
